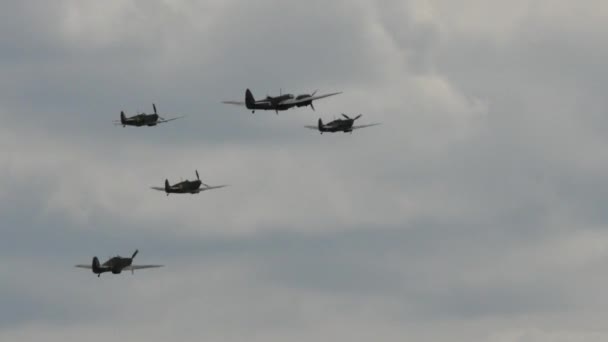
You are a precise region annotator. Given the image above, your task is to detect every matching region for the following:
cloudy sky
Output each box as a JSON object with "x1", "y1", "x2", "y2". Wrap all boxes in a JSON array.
[{"x1": 1, "y1": 1, "x2": 608, "y2": 341}]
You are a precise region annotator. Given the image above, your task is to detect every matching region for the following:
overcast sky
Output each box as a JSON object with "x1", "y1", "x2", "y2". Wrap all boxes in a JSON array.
[{"x1": 1, "y1": 1, "x2": 608, "y2": 341}]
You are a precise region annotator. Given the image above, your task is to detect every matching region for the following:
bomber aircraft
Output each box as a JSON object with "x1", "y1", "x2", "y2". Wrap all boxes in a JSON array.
[
  {"x1": 305, "y1": 114, "x2": 380, "y2": 134},
  {"x1": 75, "y1": 250, "x2": 163, "y2": 277},
  {"x1": 115, "y1": 103, "x2": 184, "y2": 127},
  {"x1": 151, "y1": 170, "x2": 228, "y2": 195},
  {"x1": 223, "y1": 88, "x2": 341, "y2": 114}
]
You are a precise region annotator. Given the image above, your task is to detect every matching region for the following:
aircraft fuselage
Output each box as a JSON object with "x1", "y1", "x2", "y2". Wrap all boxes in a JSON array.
[
  {"x1": 165, "y1": 179, "x2": 202, "y2": 194},
  {"x1": 93, "y1": 255, "x2": 133, "y2": 275},
  {"x1": 245, "y1": 89, "x2": 314, "y2": 113},
  {"x1": 121, "y1": 113, "x2": 160, "y2": 127},
  {"x1": 319, "y1": 119, "x2": 354, "y2": 133}
]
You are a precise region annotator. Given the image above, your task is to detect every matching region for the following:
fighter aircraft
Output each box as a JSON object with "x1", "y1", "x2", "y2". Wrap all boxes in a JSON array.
[
  {"x1": 75, "y1": 250, "x2": 162, "y2": 277},
  {"x1": 305, "y1": 114, "x2": 380, "y2": 134},
  {"x1": 114, "y1": 103, "x2": 184, "y2": 127},
  {"x1": 222, "y1": 88, "x2": 342, "y2": 114},
  {"x1": 151, "y1": 170, "x2": 228, "y2": 195}
]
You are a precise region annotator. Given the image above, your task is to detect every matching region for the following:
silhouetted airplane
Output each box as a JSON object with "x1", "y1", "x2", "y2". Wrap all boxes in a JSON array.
[
  {"x1": 115, "y1": 104, "x2": 184, "y2": 127},
  {"x1": 75, "y1": 250, "x2": 162, "y2": 277},
  {"x1": 151, "y1": 170, "x2": 228, "y2": 195},
  {"x1": 223, "y1": 88, "x2": 341, "y2": 114},
  {"x1": 305, "y1": 114, "x2": 380, "y2": 134}
]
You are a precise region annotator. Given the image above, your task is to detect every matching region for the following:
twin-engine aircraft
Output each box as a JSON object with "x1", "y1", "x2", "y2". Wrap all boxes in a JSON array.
[
  {"x1": 75, "y1": 250, "x2": 162, "y2": 277},
  {"x1": 306, "y1": 114, "x2": 380, "y2": 134},
  {"x1": 223, "y1": 88, "x2": 341, "y2": 114},
  {"x1": 115, "y1": 104, "x2": 184, "y2": 127},
  {"x1": 151, "y1": 170, "x2": 228, "y2": 195}
]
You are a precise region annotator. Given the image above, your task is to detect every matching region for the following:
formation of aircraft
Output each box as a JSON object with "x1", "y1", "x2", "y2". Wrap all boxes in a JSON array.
[
  {"x1": 92, "y1": 87, "x2": 379, "y2": 278},
  {"x1": 75, "y1": 250, "x2": 162, "y2": 277},
  {"x1": 306, "y1": 114, "x2": 380, "y2": 134},
  {"x1": 222, "y1": 88, "x2": 342, "y2": 114},
  {"x1": 115, "y1": 103, "x2": 184, "y2": 127},
  {"x1": 151, "y1": 170, "x2": 228, "y2": 195}
]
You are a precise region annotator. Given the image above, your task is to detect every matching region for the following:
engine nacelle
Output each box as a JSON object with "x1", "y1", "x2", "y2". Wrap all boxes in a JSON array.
[{"x1": 295, "y1": 94, "x2": 310, "y2": 108}]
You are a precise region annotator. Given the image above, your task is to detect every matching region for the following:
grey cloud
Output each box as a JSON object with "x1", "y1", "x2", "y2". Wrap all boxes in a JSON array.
[{"x1": 2, "y1": 1, "x2": 608, "y2": 341}]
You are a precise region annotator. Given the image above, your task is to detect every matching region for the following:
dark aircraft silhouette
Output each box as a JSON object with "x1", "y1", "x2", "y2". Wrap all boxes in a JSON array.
[
  {"x1": 223, "y1": 88, "x2": 341, "y2": 114},
  {"x1": 305, "y1": 114, "x2": 380, "y2": 134},
  {"x1": 75, "y1": 250, "x2": 162, "y2": 277},
  {"x1": 115, "y1": 103, "x2": 184, "y2": 127},
  {"x1": 151, "y1": 170, "x2": 228, "y2": 195}
]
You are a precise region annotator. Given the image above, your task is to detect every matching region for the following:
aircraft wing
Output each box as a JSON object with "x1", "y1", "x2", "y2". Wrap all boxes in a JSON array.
[
  {"x1": 158, "y1": 116, "x2": 185, "y2": 124},
  {"x1": 197, "y1": 185, "x2": 229, "y2": 192},
  {"x1": 352, "y1": 123, "x2": 381, "y2": 130},
  {"x1": 281, "y1": 92, "x2": 342, "y2": 105},
  {"x1": 150, "y1": 187, "x2": 166, "y2": 191},
  {"x1": 75, "y1": 264, "x2": 92, "y2": 269},
  {"x1": 222, "y1": 101, "x2": 246, "y2": 106},
  {"x1": 222, "y1": 99, "x2": 271, "y2": 106},
  {"x1": 123, "y1": 265, "x2": 164, "y2": 271}
]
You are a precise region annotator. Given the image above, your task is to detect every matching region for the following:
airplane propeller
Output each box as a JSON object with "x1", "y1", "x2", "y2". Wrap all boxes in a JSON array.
[
  {"x1": 342, "y1": 114, "x2": 362, "y2": 121},
  {"x1": 130, "y1": 249, "x2": 139, "y2": 274},
  {"x1": 153, "y1": 103, "x2": 168, "y2": 121},
  {"x1": 305, "y1": 90, "x2": 318, "y2": 111},
  {"x1": 195, "y1": 170, "x2": 200, "y2": 181}
]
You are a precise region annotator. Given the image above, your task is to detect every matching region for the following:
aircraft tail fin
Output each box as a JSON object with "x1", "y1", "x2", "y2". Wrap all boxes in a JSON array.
[
  {"x1": 92, "y1": 256, "x2": 101, "y2": 274},
  {"x1": 120, "y1": 111, "x2": 126, "y2": 125},
  {"x1": 245, "y1": 89, "x2": 255, "y2": 109},
  {"x1": 318, "y1": 118, "x2": 323, "y2": 131},
  {"x1": 165, "y1": 179, "x2": 170, "y2": 193}
]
